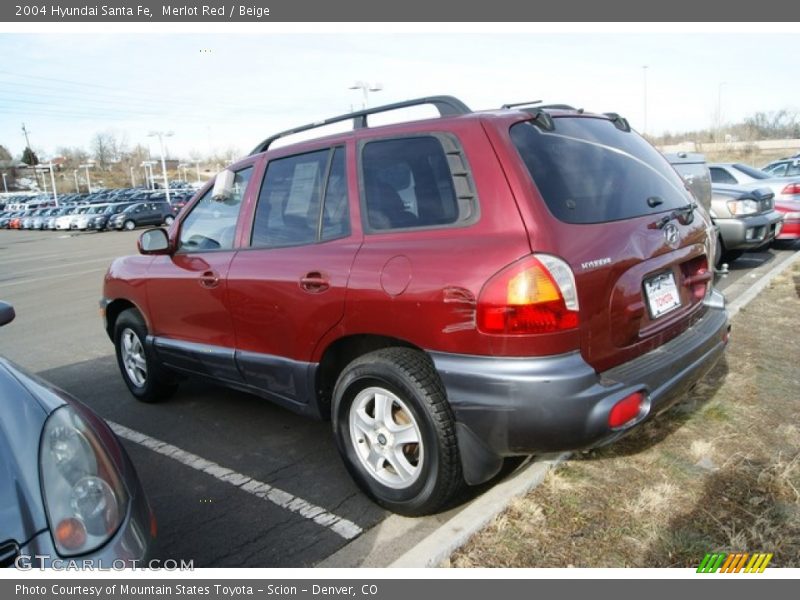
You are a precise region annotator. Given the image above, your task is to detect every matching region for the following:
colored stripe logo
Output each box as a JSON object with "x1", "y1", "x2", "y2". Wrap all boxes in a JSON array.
[{"x1": 697, "y1": 552, "x2": 773, "y2": 573}]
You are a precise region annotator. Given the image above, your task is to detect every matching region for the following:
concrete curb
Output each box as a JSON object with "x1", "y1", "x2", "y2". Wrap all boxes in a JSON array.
[
  {"x1": 725, "y1": 248, "x2": 800, "y2": 319},
  {"x1": 389, "y1": 454, "x2": 568, "y2": 568},
  {"x1": 387, "y1": 247, "x2": 800, "y2": 569}
]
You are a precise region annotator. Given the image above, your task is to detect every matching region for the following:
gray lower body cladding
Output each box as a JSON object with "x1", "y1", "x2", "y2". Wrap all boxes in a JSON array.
[{"x1": 431, "y1": 290, "x2": 729, "y2": 485}]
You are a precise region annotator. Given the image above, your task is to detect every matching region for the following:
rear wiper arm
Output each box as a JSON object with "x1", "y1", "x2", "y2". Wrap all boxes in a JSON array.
[{"x1": 652, "y1": 201, "x2": 697, "y2": 229}]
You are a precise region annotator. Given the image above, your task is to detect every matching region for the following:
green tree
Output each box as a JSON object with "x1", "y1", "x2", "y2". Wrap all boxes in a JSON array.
[{"x1": 21, "y1": 146, "x2": 39, "y2": 166}]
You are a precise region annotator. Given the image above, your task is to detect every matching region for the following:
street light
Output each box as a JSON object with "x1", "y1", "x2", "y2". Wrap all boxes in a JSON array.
[
  {"x1": 193, "y1": 160, "x2": 201, "y2": 184},
  {"x1": 2, "y1": 173, "x2": 7, "y2": 194},
  {"x1": 79, "y1": 162, "x2": 95, "y2": 194},
  {"x1": 178, "y1": 163, "x2": 190, "y2": 182},
  {"x1": 130, "y1": 166, "x2": 136, "y2": 188},
  {"x1": 717, "y1": 81, "x2": 727, "y2": 143},
  {"x1": 141, "y1": 161, "x2": 157, "y2": 189},
  {"x1": 36, "y1": 163, "x2": 58, "y2": 207},
  {"x1": 349, "y1": 81, "x2": 383, "y2": 110},
  {"x1": 73, "y1": 169, "x2": 79, "y2": 193},
  {"x1": 148, "y1": 130, "x2": 173, "y2": 204}
]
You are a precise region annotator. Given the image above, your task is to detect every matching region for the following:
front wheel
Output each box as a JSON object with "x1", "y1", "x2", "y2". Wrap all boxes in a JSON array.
[
  {"x1": 123, "y1": 220, "x2": 136, "y2": 231},
  {"x1": 164, "y1": 215, "x2": 175, "y2": 226},
  {"x1": 332, "y1": 348, "x2": 464, "y2": 516},
  {"x1": 113, "y1": 308, "x2": 177, "y2": 403}
]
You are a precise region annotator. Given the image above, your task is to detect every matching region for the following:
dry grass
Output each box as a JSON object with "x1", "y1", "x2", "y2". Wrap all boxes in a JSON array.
[{"x1": 452, "y1": 263, "x2": 800, "y2": 568}]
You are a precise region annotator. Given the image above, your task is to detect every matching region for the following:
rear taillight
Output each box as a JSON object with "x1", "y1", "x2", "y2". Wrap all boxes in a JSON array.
[
  {"x1": 781, "y1": 183, "x2": 800, "y2": 196},
  {"x1": 608, "y1": 391, "x2": 645, "y2": 429},
  {"x1": 477, "y1": 254, "x2": 579, "y2": 335}
]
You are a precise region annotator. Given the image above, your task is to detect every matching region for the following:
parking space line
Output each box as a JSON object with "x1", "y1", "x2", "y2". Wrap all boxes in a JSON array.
[
  {"x1": 108, "y1": 421, "x2": 364, "y2": 541},
  {"x1": 0, "y1": 256, "x2": 113, "y2": 278},
  {"x1": 0, "y1": 266, "x2": 108, "y2": 287}
]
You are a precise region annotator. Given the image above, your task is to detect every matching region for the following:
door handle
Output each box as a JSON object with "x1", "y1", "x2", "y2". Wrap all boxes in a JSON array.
[
  {"x1": 300, "y1": 272, "x2": 330, "y2": 293},
  {"x1": 199, "y1": 270, "x2": 220, "y2": 289}
]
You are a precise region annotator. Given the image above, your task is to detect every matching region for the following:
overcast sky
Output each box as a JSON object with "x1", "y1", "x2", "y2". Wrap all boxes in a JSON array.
[{"x1": 1, "y1": 32, "x2": 798, "y2": 161}]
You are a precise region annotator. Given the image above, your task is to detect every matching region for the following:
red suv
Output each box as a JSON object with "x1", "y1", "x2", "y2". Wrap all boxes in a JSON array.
[{"x1": 101, "y1": 97, "x2": 729, "y2": 515}]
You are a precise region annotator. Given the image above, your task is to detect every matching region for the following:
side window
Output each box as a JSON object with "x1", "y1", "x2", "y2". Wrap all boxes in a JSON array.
[
  {"x1": 321, "y1": 147, "x2": 350, "y2": 242},
  {"x1": 178, "y1": 166, "x2": 252, "y2": 252},
  {"x1": 361, "y1": 136, "x2": 474, "y2": 231},
  {"x1": 767, "y1": 163, "x2": 788, "y2": 177},
  {"x1": 251, "y1": 149, "x2": 329, "y2": 248},
  {"x1": 785, "y1": 163, "x2": 800, "y2": 177},
  {"x1": 709, "y1": 167, "x2": 737, "y2": 185}
]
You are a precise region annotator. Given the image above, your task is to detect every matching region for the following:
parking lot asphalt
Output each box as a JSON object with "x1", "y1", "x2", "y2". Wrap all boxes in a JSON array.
[{"x1": 1, "y1": 228, "x2": 797, "y2": 567}]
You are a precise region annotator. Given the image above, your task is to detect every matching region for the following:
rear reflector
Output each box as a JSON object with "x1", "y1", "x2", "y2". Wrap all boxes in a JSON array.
[{"x1": 608, "y1": 391, "x2": 645, "y2": 428}]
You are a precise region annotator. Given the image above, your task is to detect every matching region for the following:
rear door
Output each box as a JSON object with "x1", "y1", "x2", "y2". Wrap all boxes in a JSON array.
[
  {"x1": 505, "y1": 116, "x2": 713, "y2": 372},
  {"x1": 144, "y1": 165, "x2": 255, "y2": 381},
  {"x1": 225, "y1": 145, "x2": 361, "y2": 407}
]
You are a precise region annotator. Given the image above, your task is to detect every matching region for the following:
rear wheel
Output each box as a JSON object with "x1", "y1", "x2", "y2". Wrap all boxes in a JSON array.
[
  {"x1": 332, "y1": 348, "x2": 463, "y2": 516},
  {"x1": 123, "y1": 220, "x2": 136, "y2": 231},
  {"x1": 722, "y1": 249, "x2": 743, "y2": 264},
  {"x1": 113, "y1": 308, "x2": 177, "y2": 403},
  {"x1": 164, "y1": 215, "x2": 175, "y2": 226}
]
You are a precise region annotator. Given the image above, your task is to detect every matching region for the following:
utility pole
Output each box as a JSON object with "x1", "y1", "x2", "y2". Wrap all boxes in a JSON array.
[
  {"x1": 21, "y1": 123, "x2": 32, "y2": 149},
  {"x1": 148, "y1": 131, "x2": 173, "y2": 204}
]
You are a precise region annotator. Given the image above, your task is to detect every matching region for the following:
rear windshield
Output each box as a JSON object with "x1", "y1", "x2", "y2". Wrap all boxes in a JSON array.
[{"x1": 510, "y1": 117, "x2": 691, "y2": 224}]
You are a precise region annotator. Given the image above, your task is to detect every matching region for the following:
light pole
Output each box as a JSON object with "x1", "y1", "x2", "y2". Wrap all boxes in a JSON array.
[
  {"x1": 130, "y1": 166, "x2": 136, "y2": 188},
  {"x1": 178, "y1": 163, "x2": 189, "y2": 182},
  {"x1": 37, "y1": 163, "x2": 58, "y2": 206},
  {"x1": 148, "y1": 131, "x2": 173, "y2": 204},
  {"x1": 193, "y1": 160, "x2": 201, "y2": 184},
  {"x1": 73, "y1": 169, "x2": 79, "y2": 193},
  {"x1": 2, "y1": 173, "x2": 7, "y2": 194},
  {"x1": 717, "y1": 81, "x2": 727, "y2": 143},
  {"x1": 642, "y1": 65, "x2": 648, "y2": 137},
  {"x1": 79, "y1": 162, "x2": 94, "y2": 194},
  {"x1": 141, "y1": 161, "x2": 157, "y2": 189},
  {"x1": 349, "y1": 81, "x2": 383, "y2": 110}
]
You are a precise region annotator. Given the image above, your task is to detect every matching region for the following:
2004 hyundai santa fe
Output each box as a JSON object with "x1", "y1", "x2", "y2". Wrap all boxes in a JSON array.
[{"x1": 101, "y1": 96, "x2": 730, "y2": 515}]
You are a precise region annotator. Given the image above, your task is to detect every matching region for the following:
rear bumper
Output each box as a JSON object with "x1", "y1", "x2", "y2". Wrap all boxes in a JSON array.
[
  {"x1": 716, "y1": 211, "x2": 783, "y2": 250},
  {"x1": 432, "y1": 289, "x2": 729, "y2": 485}
]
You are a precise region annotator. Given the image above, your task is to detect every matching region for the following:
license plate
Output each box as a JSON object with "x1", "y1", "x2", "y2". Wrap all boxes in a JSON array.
[{"x1": 644, "y1": 272, "x2": 681, "y2": 318}]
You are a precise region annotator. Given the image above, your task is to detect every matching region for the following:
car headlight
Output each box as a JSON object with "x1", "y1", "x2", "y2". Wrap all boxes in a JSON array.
[
  {"x1": 727, "y1": 199, "x2": 759, "y2": 216},
  {"x1": 40, "y1": 405, "x2": 129, "y2": 556}
]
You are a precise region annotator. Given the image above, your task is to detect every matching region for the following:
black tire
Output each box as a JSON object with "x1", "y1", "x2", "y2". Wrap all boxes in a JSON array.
[
  {"x1": 714, "y1": 235, "x2": 723, "y2": 268},
  {"x1": 722, "y1": 249, "x2": 743, "y2": 264},
  {"x1": 332, "y1": 347, "x2": 463, "y2": 516},
  {"x1": 123, "y1": 220, "x2": 136, "y2": 231},
  {"x1": 113, "y1": 308, "x2": 177, "y2": 403},
  {"x1": 164, "y1": 215, "x2": 175, "y2": 226}
]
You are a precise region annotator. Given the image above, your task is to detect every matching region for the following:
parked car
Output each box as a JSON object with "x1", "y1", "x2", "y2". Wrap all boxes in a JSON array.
[
  {"x1": 108, "y1": 202, "x2": 175, "y2": 231},
  {"x1": 761, "y1": 158, "x2": 800, "y2": 178},
  {"x1": 708, "y1": 162, "x2": 800, "y2": 242},
  {"x1": 0, "y1": 301, "x2": 154, "y2": 568},
  {"x1": 87, "y1": 202, "x2": 136, "y2": 231},
  {"x1": 709, "y1": 186, "x2": 783, "y2": 263},
  {"x1": 102, "y1": 96, "x2": 729, "y2": 515},
  {"x1": 71, "y1": 204, "x2": 110, "y2": 231},
  {"x1": 54, "y1": 207, "x2": 82, "y2": 231}
]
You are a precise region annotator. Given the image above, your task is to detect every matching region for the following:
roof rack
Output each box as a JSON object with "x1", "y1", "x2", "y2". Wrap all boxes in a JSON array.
[{"x1": 249, "y1": 95, "x2": 472, "y2": 155}]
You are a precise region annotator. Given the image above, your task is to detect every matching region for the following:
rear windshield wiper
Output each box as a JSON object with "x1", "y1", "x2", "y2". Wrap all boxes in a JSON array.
[{"x1": 651, "y1": 201, "x2": 697, "y2": 229}]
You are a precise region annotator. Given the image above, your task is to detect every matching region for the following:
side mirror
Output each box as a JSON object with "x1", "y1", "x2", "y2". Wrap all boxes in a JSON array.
[
  {"x1": 138, "y1": 228, "x2": 171, "y2": 255},
  {"x1": 212, "y1": 169, "x2": 235, "y2": 203},
  {"x1": 0, "y1": 301, "x2": 15, "y2": 327}
]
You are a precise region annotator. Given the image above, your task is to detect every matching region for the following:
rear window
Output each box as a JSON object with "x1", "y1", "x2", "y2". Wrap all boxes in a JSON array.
[{"x1": 510, "y1": 118, "x2": 691, "y2": 224}]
